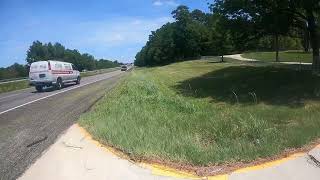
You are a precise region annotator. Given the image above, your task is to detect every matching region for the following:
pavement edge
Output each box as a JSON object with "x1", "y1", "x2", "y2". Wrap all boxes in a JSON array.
[{"x1": 76, "y1": 123, "x2": 320, "y2": 180}]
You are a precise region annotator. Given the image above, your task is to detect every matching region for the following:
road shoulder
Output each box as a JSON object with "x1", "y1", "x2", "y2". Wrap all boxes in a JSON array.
[
  {"x1": 19, "y1": 124, "x2": 320, "y2": 180},
  {"x1": 19, "y1": 124, "x2": 185, "y2": 180}
]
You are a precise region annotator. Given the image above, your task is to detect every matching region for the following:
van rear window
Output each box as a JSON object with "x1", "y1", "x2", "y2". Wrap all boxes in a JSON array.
[{"x1": 30, "y1": 63, "x2": 48, "y2": 72}]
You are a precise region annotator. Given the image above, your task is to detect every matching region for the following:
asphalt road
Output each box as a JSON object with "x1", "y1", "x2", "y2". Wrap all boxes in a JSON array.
[{"x1": 0, "y1": 70, "x2": 126, "y2": 180}]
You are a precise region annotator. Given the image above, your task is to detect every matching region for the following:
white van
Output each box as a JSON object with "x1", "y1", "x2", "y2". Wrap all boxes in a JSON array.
[{"x1": 29, "y1": 60, "x2": 80, "y2": 92}]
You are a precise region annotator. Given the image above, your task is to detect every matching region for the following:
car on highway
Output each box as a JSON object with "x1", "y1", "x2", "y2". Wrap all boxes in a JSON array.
[
  {"x1": 29, "y1": 60, "x2": 81, "y2": 92},
  {"x1": 121, "y1": 65, "x2": 128, "y2": 71}
]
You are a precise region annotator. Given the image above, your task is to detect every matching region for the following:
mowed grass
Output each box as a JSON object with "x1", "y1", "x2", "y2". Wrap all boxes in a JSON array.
[
  {"x1": 0, "y1": 80, "x2": 29, "y2": 94},
  {"x1": 79, "y1": 60, "x2": 320, "y2": 166},
  {"x1": 242, "y1": 51, "x2": 312, "y2": 63}
]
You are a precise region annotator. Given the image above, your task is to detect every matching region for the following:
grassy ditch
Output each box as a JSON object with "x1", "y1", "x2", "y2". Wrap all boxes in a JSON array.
[{"x1": 79, "y1": 60, "x2": 320, "y2": 167}]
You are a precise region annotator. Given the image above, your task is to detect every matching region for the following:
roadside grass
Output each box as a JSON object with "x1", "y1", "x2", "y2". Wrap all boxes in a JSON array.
[
  {"x1": 0, "y1": 80, "x2": 30, "y2": 94},
  {"x1": 242, "y1": 51, "x2": 312, "y2": 63},
  {"x1": 80, "y1": 67, "x2": 120, "y2": 77},
  {"x1": 79, "y1": 59, "x2": 320, "y2": 167},
  {"x1": 0, "y1": 67, "x2": 120, "y2": 94}
]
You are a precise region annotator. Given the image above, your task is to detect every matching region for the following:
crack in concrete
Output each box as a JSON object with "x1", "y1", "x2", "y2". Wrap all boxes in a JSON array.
[{"x1": 308, "y1": 154, "x2": 320, "y2": 168}]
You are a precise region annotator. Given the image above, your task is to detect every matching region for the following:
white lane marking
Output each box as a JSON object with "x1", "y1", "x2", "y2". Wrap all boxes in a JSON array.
[{"x1": 0, "y1": 71, "x2": 121, "y2": 116}]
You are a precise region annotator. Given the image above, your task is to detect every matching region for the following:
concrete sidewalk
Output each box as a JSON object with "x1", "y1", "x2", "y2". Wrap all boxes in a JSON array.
[
  {"x1": 18, "y1": 124, "x2": 186, "y2": 180},
  {"x1": 19, "y1": 124, "x2": 320, "y2": 180}
]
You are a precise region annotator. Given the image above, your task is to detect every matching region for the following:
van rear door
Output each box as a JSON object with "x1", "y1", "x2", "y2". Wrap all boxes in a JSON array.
[{"x1": 29, "y1": 61, "x2": 51, "y2": 81}]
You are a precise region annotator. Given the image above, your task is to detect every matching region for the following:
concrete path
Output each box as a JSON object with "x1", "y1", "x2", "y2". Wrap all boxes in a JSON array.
[
  {"x1": 19, "y1": 124, "x2": 186, "y2": 180},
  {"x1": 19, "y1": 124, "x2": 320, "y2": 180},
  {"x1": 226, "y1": 54, "x2": 312, "y2": 65}
]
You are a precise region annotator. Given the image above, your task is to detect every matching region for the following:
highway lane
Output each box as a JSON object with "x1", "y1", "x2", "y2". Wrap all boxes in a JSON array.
[
  {"x1": 0, "y1": 70, "x2": 126, "y2": 180},
  {"x1": 0, "y1": 70, "x2": 122, "y2": 114}
]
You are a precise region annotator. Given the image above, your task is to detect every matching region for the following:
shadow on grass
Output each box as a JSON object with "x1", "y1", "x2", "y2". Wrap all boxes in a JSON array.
[
  {"x1": 284, "y1": 51, "x2": 312, "y2": 55},
  {"x1": 174, "y1": 66, "x2": 320, "y2": 107}
]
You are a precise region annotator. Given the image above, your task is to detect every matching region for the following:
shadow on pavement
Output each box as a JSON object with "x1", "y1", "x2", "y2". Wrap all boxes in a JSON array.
[{"x1": 31, "y1": 83, "x2": 77, "y2": 93}]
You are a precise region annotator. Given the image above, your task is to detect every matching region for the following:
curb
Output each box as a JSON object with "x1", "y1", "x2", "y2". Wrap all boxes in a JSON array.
[{"x1": 76, "y1": 124, "x2": 320, "y2": 180}]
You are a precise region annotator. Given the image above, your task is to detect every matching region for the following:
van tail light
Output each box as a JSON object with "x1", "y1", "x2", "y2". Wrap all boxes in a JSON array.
[{"x1": 48, "y1": 61, "x2": 51, "y2": 70}]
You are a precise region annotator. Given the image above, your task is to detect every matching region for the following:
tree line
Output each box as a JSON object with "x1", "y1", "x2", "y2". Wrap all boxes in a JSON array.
[
  {"x1": 0, "y1": 63, "x2": 28, "y2": 80},
  {"x1": 0, "y1": 41, "x2": 122, "y2": 80},
  {"x1": 27, "y1": 41, "x2": 122, "y2": 71},
  {"x1": 135, "y1": 1, "x2": 319, "y2": 72}
]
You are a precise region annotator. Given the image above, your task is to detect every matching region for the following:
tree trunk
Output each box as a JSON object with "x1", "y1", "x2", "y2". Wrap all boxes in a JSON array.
[
  {"x1": 303, "y1": 28, "x2": 310, "y2": 52},
  {"x1": 307, "y1": 13, "x2": 320, "y2": 73},
  {"x1": 275, "y1": 34, "x2": 279, "y2": 62}
]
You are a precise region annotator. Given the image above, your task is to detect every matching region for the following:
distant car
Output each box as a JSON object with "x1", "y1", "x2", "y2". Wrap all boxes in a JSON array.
[
  {"x1": 29, "y1": 60, "x2": 81, "y2": 92},
  {"x1": 121, "y1": 65, "x2": 128, "y2": 71}
]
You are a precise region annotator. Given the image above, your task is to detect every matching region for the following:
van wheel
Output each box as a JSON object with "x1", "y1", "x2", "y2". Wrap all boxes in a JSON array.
[
  {"x1": 35, "y1": 86, "x2": 43, "y2": 92},
  {"x1": 76, "y1": 76, "x2": 81, "y2": 85},
  {"x1": 56, "y1": 78, "x2": 63, "y2": 90}
]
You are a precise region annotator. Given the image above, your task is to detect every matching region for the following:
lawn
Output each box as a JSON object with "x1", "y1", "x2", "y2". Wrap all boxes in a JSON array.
[
  {"x1": 242, "y1": 51, "x2": 312, "y2": 63},
  {"x1": 79, "y1": 59, "x2": 320, "y2": 168}
]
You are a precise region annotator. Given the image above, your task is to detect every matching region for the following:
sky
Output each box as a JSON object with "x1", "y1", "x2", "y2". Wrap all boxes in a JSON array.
[{"x1": 0, "y1": 0, "x2": 210, "y2": 67}]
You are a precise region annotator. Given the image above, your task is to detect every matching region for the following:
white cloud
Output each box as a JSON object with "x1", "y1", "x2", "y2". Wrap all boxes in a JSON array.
[
  {"x1": 153, "y1": 1, "x2": 163, "y2": 6},
  {"x1": 1, "y1": 16, "x2": 174, "y2": 64},
  {"x1": 152, "y1": 0, "x2": 179, "y2": 7},
  {"x1": 80, "y1": 16, "x2": 174, "y2": 47},
  {"x1": 131, "y1": 20, "x2": 142, "y2": 25}
]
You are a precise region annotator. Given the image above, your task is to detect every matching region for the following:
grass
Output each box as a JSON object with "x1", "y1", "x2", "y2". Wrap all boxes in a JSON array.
[
  {"x1": 0, "y1": 80, "x2": 30, "y2": 94},
  {"x1": 79, "y1": 59, "x2": 320, "y2": 167},
  {"x1": 242, "y1": 51, "x2": 312, "y2": 63},
  {"x1": 0, "y1": 67, "x2": 120, "y2": 94},
  {"x1": 80, "y1": 67, "x2": 120, "y2": 77}
]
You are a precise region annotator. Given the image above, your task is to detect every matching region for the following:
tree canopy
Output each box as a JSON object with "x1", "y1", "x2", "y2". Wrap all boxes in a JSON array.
[
  {"x1": 135, "y1": 2, "x2": 318, "y2": 69},
  {"x1": 213, "y1": 0, "x2": 319, "y2": 71}
]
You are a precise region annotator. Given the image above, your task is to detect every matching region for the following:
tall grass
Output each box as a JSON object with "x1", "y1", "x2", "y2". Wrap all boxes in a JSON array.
[
  {"x1": 79, "y1": 60, "x2": 320, "y2": 166},
  {"x1": 0, "y1": 81, "x2": 29, "y2": 94}
]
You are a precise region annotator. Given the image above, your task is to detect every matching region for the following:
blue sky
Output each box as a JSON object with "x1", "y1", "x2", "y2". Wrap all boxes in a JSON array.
[{"x1": 0, "y1": 0, "x2": 210, "y2": 67}]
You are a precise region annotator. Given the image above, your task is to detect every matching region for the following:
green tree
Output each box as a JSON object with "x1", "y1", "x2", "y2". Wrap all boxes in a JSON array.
[
  {"x1": 26, "y1": 41, "x2": 45, "y2": 64},
  {"x1": 212, "y1": 0, "x2": 320, "y2": 71},
  {"x1": 26, "y1": 41, "x2": 120, "y2": 71}
]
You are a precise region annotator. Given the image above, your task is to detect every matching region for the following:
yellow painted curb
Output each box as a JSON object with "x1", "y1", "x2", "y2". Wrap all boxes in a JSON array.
[
  {"x1": 76, "y1": 124, "x2": 319, "y2": 180},
  {"x1": 208, "y1": 175, "x2": 229, "y2": 180},
  {"x1": 234, "y1": 153, "x2": 305, "y2": 174},
  {"x1": 76, "y1": 124, "x2": 128, "y2": 159},
  {"x1": 140, "y1": 163, "x2": 201, "y2": 179}
]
